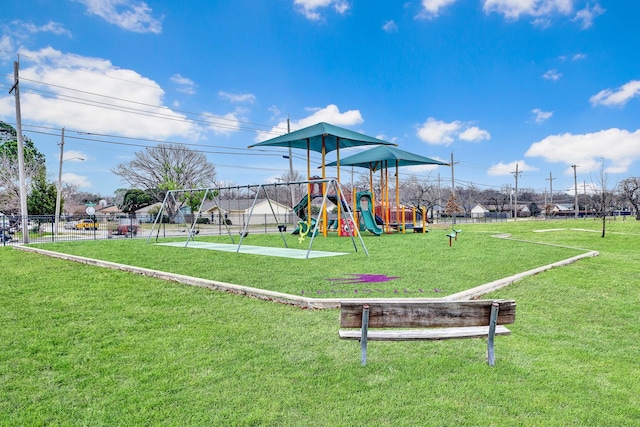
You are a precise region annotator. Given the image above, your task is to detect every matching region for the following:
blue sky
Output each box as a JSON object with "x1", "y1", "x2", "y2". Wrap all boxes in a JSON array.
[{"x1": 1, "y1": 0, "x2": 638, "y2": 197}]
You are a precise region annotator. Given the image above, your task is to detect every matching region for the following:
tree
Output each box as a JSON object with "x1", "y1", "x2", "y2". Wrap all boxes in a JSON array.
[
  {"x1": 444, "y1": 194, "x2": 463, "y2": 218},
  {"x1": 591, "y1": 163, "x2": 614, "y2": 237},
  {"x1": 111, "y1": 143, "x2": 216, "y2": 217},
  {"x1": 481, "y1": 189, "x2": 509, "y2": 212},
  {"x1": 0, "y1": 121, "x2": 46, "y2": 213},
  {"x1": 528, "y1": 202, "x2": 541, "y2": 217},
  {"x1": 27, "y1": 171, "x2": 58, "y2": 216},
  {"x1": 119, "y1": 189, "x2": 153, "y2": 217},
  {"x1": 456, "y1": 184, "x2": 479, "y2": 215},
  {"x1": 620, "y1": 177, "x2": 640, "y2": 220},
  {"x1": 402, "y1": 175, "x2": 439, "y2": 219}
]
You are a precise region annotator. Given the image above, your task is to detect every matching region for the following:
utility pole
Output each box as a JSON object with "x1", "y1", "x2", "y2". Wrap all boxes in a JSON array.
[
  {"x1": 286, "y1": 117, "x2": 294, "y2": 208},
  {"x1": 511, "y1": 163, "x2": 521, "y2": 221},
  {"x1": 572, "y1": 164, "x2": 579, "y2": 218},
  {"x1": 10, "y1": 60, "x2": 29, "y2": 243},
  {"x1": 546, "y1": 172, "x2": 556, "y2": 206},
  {"x1": 584, "y1": 180, "x2": 587, "y2": 213},
  {"x1": 450, "y1": 153, "x2": 457, "y2": 225},
  {"x1": 437, "y1": 173, "x2": 441, "y2": 210},
  {"x1": 54, "y1": 128, "x2": 65, "y2": 237}
]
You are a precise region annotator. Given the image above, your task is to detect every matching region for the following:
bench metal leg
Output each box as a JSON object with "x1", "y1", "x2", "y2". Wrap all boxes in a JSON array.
[
  {"x1": 487, "y1": 302, "x2": 499, "y2": 367},
  {"x1": 360, "y1": 305, "x2": 370, "y2": 366}
]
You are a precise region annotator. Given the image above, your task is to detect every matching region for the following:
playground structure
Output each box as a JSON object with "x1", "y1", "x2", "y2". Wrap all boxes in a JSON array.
[
  {"x1": 326, "y1": 145, "x2": 448, "y2": 234},
  {"x1": 250, "y1": 123, "x2": 447, "y2": 237},
  {"x1": 290, "y1": 178, "x2": 383, "y2": 236}
]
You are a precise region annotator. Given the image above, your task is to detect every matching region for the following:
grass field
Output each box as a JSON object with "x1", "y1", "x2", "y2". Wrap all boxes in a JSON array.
[
  {"x1": 1, "y1": 218, "x2": 639, "y2": 425},
  {"x1": 25, "y1": 222, "x2": 589, "y2": 298}
]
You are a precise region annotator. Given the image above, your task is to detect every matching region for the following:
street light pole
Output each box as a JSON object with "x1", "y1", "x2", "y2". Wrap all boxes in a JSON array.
[
  {"x1": 54, "y1": 129, "x2": 84, "y2": 238},
  {"x1": 54, "y1": 128, "x2": 65, "y2": 237},
  {"x1": 572, "y1": 164, "x2": 579, "y2": 219}
]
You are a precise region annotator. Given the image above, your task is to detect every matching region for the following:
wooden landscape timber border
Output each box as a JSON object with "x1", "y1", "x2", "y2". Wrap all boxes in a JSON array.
[{"x1": 13, "y1": 239, "x2": 598, "y2": 309}]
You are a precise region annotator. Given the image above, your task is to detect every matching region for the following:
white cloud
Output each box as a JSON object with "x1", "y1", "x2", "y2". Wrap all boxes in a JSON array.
[
  {"x1": 590, "y1": 80, "x2": 640, "y2": 107},
  {"x1": 74, "y1": 0, "x2": 163, "y2": 34},
  {"x1": 0, "y1": 47, "x2": 200, "y2": 140},
  {"x1": 170, "y1": 74, "x2": 196, "y2": 95},
  {"x1": 416, "y1": 117, "x2": 490, "y2": 146},
  {"x1": 375, "y1": 134, "x2": 399, "y2": 144},
  {"x1": 573, "y1": 3, "x2": 605, "y2": 29},
  {"x1": 532, "y1": 17, "x2": 552, "y2": 28},
  {"x1": 20, "y1": 20, "x2": 72, "y2": 37},
  {"x1": 532, "y1": 108, "x2": 553, "y2": 123},
  {"x1": 334, "y1": 1, "x2": 350, "y2": 14},
  {"x1": 403, "y1": 158, "x2": 450, "y2": 174},
  {"x1": 525, "y1": 128, "x2": 640, "y2": 175},
  {"x1": 417, "y1": 118, "x2": 461, "y2": 145},
  {"x1": 255, "y1": 104, "x2": 363, "y2": 142},
  {"x1": 572, "y1": 52, "x2": 587, "y2": 61},
  {"x1": 61, "y1": 172, "x2": 91, "y2": 188},
  {"x1": 417, "y1": 0, "x2": 458, "y2": 19},
  {"x1": 459, "y1": 126, "x2": 490, "y2": 141},
  {"x1": 482, "y1": 0, "x2": 573, "y2": 20},
  {"x1": 565, "y1": 182, "x2": 599, "y2": 196},
  {"x1": 0, "y1": 35, "x2": 14, "y2": 62},
  {"x1": 481, "y1": 1, "x2": 604, "y2": 29},
  {"x1": 542, "y1": 69, "x2": 562, "y2": 81},
  {"x1": 268, "y1": 105, "x2": 282, "y2": 121},
  {"x1": 382, "y1": 20, "x2": 398, "y2": 32},
  {"x1": 293, "y1": 0, "x2": 350, "y2": 21},
  {"x1": 1, "y1": 20, "x2": 71, "y2": 61},
  {"x1": 203, "y1": 111, "x2": 247, "y2": 136},
  {"x1": 218, "y1": 91, "x2": 257, "y2": 104},
  {"x1": 487, "y1": 160, "x2": 538, "y2": 177}
]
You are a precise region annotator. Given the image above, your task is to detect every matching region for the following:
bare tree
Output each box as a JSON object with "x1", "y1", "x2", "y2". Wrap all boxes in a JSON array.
[
  {"x1": 481, "y1": 189, "x2": 509, "y2": 212},
  {"x1": 591, "y1": 162, "x2": 614, "y2": 237},
  {"x1": 402, "y1": 175, "x2": 439, "y2": 218},
  {"x1": 456, "y1": 184, "x2": 479, "y2": 215},
  {"x1": 620, "y1": 177, "x2": 640, "y2": 220},
  {"x1": 215, "y1": 181, "x2": 250, "y2": 200},
  {"x1": 112, "y1": 143, "x2": 216, "y2": 217}
]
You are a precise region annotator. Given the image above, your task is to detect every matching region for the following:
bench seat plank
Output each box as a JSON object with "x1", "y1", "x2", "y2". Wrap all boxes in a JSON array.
[
  {"x1": 340, "y1": 300, "x2": 516, "y2": 329},
  {"x1": 339, "y1": 325, "x2": 511, "y2": 341}
]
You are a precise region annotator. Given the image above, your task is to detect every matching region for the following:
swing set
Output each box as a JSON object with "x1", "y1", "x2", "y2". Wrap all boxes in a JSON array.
[{"x1": 145, "y1": 178, "x2": 369, "y2": 258}]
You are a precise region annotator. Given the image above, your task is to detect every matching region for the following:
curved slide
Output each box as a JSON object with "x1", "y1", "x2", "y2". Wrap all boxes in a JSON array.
[
  {"x1": 356, "y1": 191, "x2": 383, "y2": 235},
  {"x1": 360, "y1": 203, "x2": 383, "y2": 235}
]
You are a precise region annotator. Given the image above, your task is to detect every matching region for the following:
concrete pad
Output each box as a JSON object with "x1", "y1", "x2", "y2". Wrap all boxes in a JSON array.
[{"x1": 155, "y1": 241, "x2": 348, "y2": 259}]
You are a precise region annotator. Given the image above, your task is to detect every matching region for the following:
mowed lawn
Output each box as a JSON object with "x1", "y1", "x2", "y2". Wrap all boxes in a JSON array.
[
  {"x1": 25, "y1": 223, "x2": 589, "y2": 298},
  {"x1": 1, "y1": 219, "x2": 639, "y2": 425}
]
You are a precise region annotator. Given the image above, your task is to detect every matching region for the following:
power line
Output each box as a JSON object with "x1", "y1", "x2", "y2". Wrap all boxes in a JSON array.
[{"x1": 2, "y1": 77, "x2": 288, "y2": 136}]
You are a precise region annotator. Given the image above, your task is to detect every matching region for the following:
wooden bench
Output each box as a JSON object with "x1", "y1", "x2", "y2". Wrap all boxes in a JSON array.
[{"x1": 339, "y1": 300, "x2": 516, "y2": 366}]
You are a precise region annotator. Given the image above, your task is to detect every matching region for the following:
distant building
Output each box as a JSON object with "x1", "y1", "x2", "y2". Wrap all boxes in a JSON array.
[{"x1": 471, "y1": 204, "x2": 489, "y2": 218}]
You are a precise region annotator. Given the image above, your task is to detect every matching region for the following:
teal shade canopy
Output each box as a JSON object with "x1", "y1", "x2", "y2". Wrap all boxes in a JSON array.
[
  {"x1": 325, "y1": 145, "x2": 449, "y2": 171},
  {"x1": 248, "y1": 122, "x2": 395, "y2": 153}
]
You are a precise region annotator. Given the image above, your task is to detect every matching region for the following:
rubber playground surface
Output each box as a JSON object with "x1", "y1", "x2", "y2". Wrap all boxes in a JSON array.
[{"x1": 155, "y1": 241, "x2": 349, "y2": 259}]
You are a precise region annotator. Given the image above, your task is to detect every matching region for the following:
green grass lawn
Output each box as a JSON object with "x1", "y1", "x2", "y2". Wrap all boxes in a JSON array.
[
  {"x1": 27, "y1": 223, "x2": 588, "y2": 298},
  {"x1": 1, "y1": 218, "x2": 639, "y2": 425}
]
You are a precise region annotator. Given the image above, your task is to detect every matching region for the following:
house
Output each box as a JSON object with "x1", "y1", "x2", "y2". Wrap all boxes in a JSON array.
[
  {"x1": 136, "y1": 198, "x2": 292, "y2": 226},
  {"x1": 96, "y1": 205, "x2": 124, "y2": 220},
  {"x1": 551, "y1": 204, "x2": 574, "y2": 217},
  {"x1": 203, "y1": 199, "x2": 292, "y2": 225},
  {"x1": 471, "y1": 203, "x2": 490, "y2": 219},
  {"x1": 135, "y1": 202, "x2": 163, "y2": 223},
  {"x1": 517, "y1": 204, "x2": 531, "y2": 218}
]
